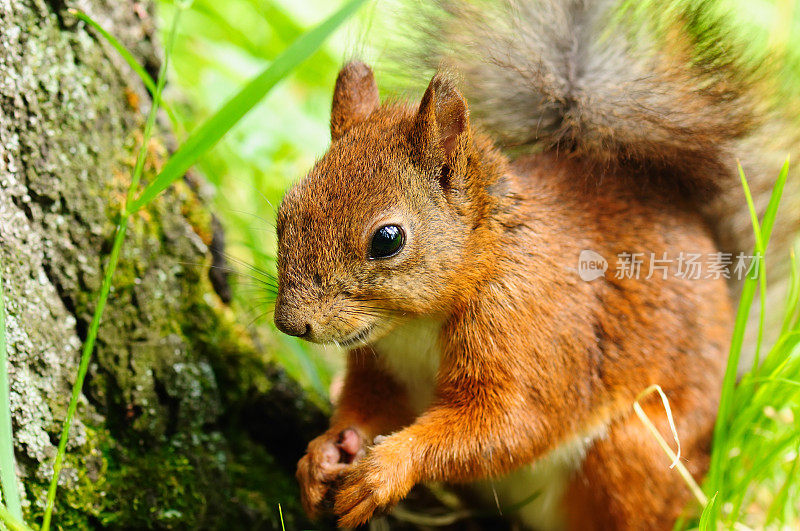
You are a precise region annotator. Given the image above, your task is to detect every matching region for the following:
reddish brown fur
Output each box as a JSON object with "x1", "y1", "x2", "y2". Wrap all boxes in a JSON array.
[{"x1": 275, "y1": 62, "x2": 732, "y2": 529}]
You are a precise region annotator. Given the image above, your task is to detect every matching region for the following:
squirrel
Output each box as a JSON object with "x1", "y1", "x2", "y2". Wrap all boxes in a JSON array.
[{"x1": 273, "y1": 1, "x2": 799, "y2": 529}]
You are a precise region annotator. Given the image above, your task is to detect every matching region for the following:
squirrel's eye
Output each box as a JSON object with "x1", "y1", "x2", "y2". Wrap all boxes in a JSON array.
[{"x1": 369, "y1": 225, "x2": 405, "y2": 259}]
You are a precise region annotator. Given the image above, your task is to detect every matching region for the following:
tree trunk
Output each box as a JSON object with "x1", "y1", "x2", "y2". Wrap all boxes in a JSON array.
[{"x1": 0, "y1": 1, "x2": 325, "y2": 528}]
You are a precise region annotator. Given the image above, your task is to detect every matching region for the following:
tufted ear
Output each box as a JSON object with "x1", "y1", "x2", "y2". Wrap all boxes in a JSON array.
[
  {"x1": 330, "y1": 61, "x2": 380, "y2": 141},
  {"x1": 411, "y1": 74, "x2": 470, "y2": 164}
]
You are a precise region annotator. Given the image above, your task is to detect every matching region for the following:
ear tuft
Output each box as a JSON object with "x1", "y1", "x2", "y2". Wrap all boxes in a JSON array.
[
  {"x1": 330, "y1": 61, "x2": 380, "y2": 141},
  {"x1": 413, "y1": 74, "x2": 469, "y2": 160}
]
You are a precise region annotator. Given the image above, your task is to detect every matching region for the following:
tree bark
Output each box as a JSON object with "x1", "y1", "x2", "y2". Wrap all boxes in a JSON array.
[{"x1": 0, "y1": 1, "x2": 325, "y2": 528}]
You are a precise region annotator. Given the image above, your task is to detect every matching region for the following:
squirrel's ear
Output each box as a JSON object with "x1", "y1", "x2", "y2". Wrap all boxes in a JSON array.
[
  {"x1": 330, "y1": 61, "x2": 380, "y2": 141},
  {"x1": 412, "y1": 74, "x2": 470, "y2": 161}
]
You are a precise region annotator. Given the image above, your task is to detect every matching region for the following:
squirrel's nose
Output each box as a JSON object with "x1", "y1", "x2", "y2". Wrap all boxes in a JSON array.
[{"x1": 274, "y1": 305, "x2": 311, "y2": 338}]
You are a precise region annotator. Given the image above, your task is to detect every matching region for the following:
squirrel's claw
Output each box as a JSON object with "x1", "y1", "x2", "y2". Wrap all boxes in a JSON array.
[
  {"x1": 297, "y1": 428, "x2": 365, "y2": 519},
  {"x1": 335, "y1": 487, "x2": 380, "y2": 528},
  {"x1": 334, "y1": 465, "x2": 383, "y2": 528},
  {"x1": 333, "y1": 441, "x2": 413, "y2": 527}
]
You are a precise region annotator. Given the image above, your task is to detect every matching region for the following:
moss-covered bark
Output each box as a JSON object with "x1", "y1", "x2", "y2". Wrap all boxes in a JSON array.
[{"x1": 0, "y1": 1, "x2": 326, "y2": 528}]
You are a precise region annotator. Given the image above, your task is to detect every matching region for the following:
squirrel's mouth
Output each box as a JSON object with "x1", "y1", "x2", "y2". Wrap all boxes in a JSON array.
[{"x1": 338, "y1": 324, "x2": 375, "y2": 347}]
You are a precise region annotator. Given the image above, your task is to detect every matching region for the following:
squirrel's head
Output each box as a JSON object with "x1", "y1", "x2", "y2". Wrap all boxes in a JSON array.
[{"x1": 274, "y1": 61, "x2": 487, "y2": 346}]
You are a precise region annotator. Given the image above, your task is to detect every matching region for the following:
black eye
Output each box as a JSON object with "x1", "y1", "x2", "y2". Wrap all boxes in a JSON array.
[{"x1": 369, "y1": 225, "x2": 405, "y2": 259}]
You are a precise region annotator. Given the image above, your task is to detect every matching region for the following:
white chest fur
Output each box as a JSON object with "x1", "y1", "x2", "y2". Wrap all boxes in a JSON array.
[
  {"x1": 471, "y1": 425, "x2": 607, "y2": 531},
  {"x1": 373, "y1": 317, "x2": 443, "y2": 415},
  {"x1": 371, "y1": 317, "x2": 605, "y2": 530}
]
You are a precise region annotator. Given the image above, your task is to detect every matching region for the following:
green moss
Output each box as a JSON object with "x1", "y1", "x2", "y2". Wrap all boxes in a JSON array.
[
  {"x1": 23, "y1": 425, "x2": 109, "y2": 529},
  {"x1": 22, "y1": 419, "x2": 307, "y2": 529}
]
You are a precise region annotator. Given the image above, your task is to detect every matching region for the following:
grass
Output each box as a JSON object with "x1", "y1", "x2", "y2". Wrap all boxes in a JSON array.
[
  {"x1": 634, "y1": 385, "x2": 708, "y2": 506},
  {"x1": 692, "y1": 159, "x2": 799, "y2": 528},
  {"x1": 0, "y1": 261, "x2": 24, "y2": 525},
  {"x1": 65, "y1": 8, "x2": 179, "y2": 131}
]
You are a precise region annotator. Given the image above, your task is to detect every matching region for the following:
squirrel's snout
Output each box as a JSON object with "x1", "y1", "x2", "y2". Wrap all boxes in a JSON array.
[{"x1": 274, "y1": 304, "x2": 311, "y2": 338}]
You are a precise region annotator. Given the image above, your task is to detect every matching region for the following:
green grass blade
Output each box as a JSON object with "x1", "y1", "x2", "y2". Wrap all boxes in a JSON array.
[
  {"x1": 68, "y1": 8, "x2": 156, "y2": 92},
  {"x1": 129, "y1": 0, "x2": 369, "y2": 213},
  {"x1": 39, "y1": 8, "x2": 184, "y2": 530},
  {"x1": 737, "y1": 162, "x2": 767, "y2": 369},
  {"x1": 707, "y1": 161, "x2": 789, "y2": 501},
  {"x1": 738, "y1": 162, "x2": 766, "y2": 260},
  {"x1": 0, "y1": 262, "x2": 22, "y2": 521},
  {"x1": 708, "y1": 252, "x2": 757, "y2": 499},
  {"x1": 748, "y1": 157, "x2": 789, "y2": 374},
  {"x1": 698, "y1": 492, "x2": 718, "y2": 531},
  {"x1": 765, "y1": 443, "x2": 800, "y2": 526},
  {"x1": 727, "y1": 430, "x2": 799, "y2": 519},
  {"x1": 780, "y1": 247, "x2": 799, "y2": 336},
  {"x1": 40, "y1": 225, "x2": 129, "y2": 531},
  {"x1": 67, "y1": 8, "x2": 179, "y2": 130},
  {"x1": 760, "y1": 157, "x2": 790, "y2": 251},
  {"x1": 0, "y1": 503, "x2": 34, "y2": 531}
]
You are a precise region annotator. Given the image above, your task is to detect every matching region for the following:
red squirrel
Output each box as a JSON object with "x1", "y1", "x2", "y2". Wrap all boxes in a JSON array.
[{"x1": 273, "y1": 1, "x2": 798, "y2": 528}]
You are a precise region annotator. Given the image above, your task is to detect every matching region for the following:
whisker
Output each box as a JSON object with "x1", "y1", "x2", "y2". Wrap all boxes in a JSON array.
[
  {"x1": 223, "y1": 207, "x2": 276, "y2": 228},
  {"x1": 218, "y1": 252, "x2": 278, "y2": 281},
  {"x1": 236, "y1": 180, "x2": 278, "y2": 216},
  {"x1": 242, "y1": 299, "x2": 277, "y2": 308},
  {"x1": 231, "y1": 288, "x2": 278, "y2": 297},
  {"x1": 228, "y1": 277, "x2": 278, "y2": 288},
  {"x1": 245, "y1": 308, "x2": 275, "y2": 328},
  {"x1": 176, "y1": 260, "x2": 277, "y2": 289}
]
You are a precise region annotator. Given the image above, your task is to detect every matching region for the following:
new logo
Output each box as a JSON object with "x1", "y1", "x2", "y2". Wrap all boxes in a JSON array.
[{"x1": 578, "y1": 250, "x2": 607, "y2": 281}]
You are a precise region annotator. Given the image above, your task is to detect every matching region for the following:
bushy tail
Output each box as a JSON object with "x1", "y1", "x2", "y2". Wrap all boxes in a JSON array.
[{"x1": 378, "y1": 0, "x2": 800, "y2": 347}]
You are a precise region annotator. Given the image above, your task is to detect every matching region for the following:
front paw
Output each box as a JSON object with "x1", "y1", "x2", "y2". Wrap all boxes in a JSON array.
[
  {"x1": 296, "y1": 427, "x2": 366, "y2": 519},
  {"x1": 333, "y1": 445, "x2": 414, "y2": 528}
]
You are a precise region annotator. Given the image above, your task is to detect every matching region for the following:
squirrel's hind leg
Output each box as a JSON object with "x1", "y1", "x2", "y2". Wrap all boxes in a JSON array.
[{"x1": 563, "y1": 396, "x2": 714, "y2": 530}]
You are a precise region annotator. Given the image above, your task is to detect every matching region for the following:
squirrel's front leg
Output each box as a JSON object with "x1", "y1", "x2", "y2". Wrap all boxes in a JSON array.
[
  {"x1": 333, "y1": 382, "x2": 542, "y2": 527},
  {"x1": 297, "y1": 348, "x2": 415, "y2": 519}
]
